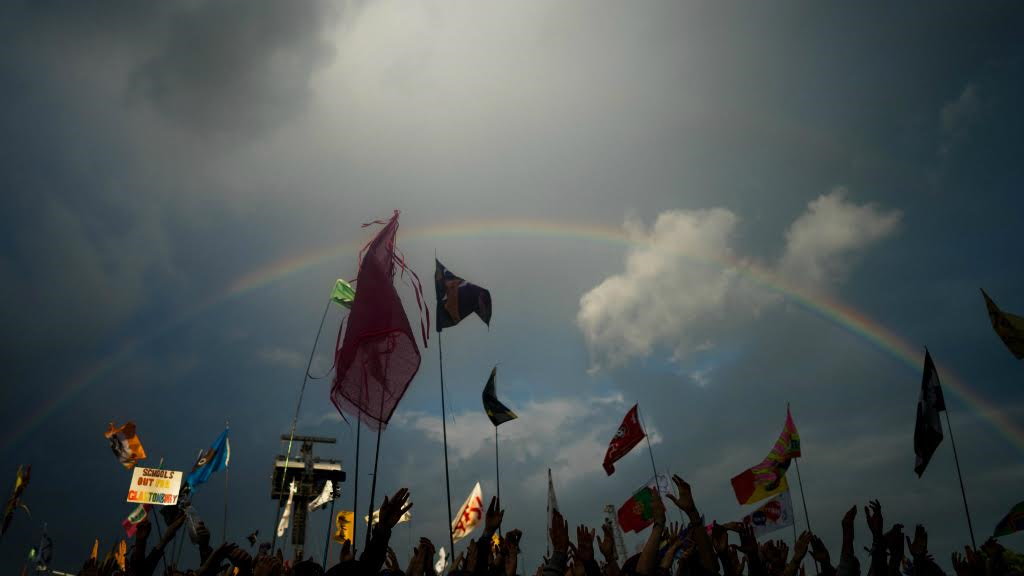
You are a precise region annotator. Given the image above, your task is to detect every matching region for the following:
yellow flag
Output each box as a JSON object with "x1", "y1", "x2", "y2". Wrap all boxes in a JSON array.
[
  {"x1": 983, "y1": 289, "x2": 1024, "y2": 359},
  {"x1": 115, "y1": 540, "x2": 127, "y2": 570},
  {"x1": 90, "y1": 539, "x2": 99, "y2": 561},
  {"x1": 334, "y1": 510, "x2": 354, "y2": 544}
]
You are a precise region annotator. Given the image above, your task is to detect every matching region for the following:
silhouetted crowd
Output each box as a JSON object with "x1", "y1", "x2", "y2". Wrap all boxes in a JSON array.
[{"x1": 75, "y1": 476, "x2": 1022, "y2": 576}]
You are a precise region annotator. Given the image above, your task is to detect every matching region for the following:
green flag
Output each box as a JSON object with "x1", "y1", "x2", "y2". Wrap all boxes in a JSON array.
[
  {"x1": 330, "y1": 279, "x2": 356, "y2": 309},
  {"x1": 482, "y1": 367, "x2": 517, "y2": 427}
]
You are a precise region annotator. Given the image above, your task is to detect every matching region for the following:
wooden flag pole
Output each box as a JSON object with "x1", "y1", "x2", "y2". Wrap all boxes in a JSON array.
[
  {"x1": 439, "y1": 332, "x2": 456, "y2": 557},
  {"x1": 943, "y1": 410, "x2": 977, "y2": 549},
  {"x1": 273, "y1": 298, "x2": 333, "y2": 553}
]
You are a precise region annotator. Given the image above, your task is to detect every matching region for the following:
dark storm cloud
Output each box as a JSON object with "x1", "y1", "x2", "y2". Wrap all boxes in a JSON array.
[{"x1": 130, "y1": 1, "x2": 340, "y2": 137}]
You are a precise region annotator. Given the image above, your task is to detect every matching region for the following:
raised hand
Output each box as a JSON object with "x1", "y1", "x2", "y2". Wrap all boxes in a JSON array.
[
  {"x1": 576, "y1": 525, "x2": 596, "y2": 564},
  {"x1": 380, "y1": 488, "x2": 414, "y2": 530},
  {"x1": 864, "y1": 500, "x2": 883, "y2": 539},
  {"x1": 651, "y1": 490, "x2": 667, "y2": 527},
  {"x1": 228, "y1": 545, "x2": 254, "y2": 576},
  {"x1": 884, "y1": 524, "x2": 905, "y2": 558},
  {"x1": 711, "y1": 523, "x2": 729, "y2": 555},
  {"x1": 809, "y1": 535, "x2": 831, "y2": 567},
  {"x1": 598, "y1": 522, "x2": 617, "y2": 562},
  {"x1": 737, "y1": 525, "x2": 759, "y2": 559},
  {"x1": 386, "y1": 547, "x2": 400, "y2": 572},
  {"x1": 841, "y1": 506, "x2": 856, "y2": 533},
  {"x1": 340, "y1": 539, "x2": 355, "y2": 563},
  {"x1": 906, "y1": 524, "x2": 928, "y2": 557},
  {"x1": 253, "y1": 553, "x2": 283, "y2": 576},
  {"x1": 666, "y1": 521, "x2": 682, "y2": 543},
  {"x1": 666, "y1": 475, "x2": 697, "y2": 516},
  {"x1": 485, "y1": 496, "x2": 505, "y2": 534},
  {"x1": 793, "y1": 532, "x2": 811, "y2": 562},
  {"x1": 195, "y1": 521, "x2": 211, "y2": 547},
  {"x1": 551, "y1": 509, "x2": 570, "y2": 555}
]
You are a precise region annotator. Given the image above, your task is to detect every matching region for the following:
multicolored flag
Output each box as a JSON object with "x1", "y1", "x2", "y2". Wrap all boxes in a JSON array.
[
  {"x1": 994, "y1": 501, "x2": 1024, "y2": 537},
  {"x1": 122, "y1": 504, "x2": 151, "y2": 537},
  {"x1": 435, "y1": 260, "x2": 492, "y2": 332},
  {"x1": 105, "y1": 422, "x2": 147, "y2": 469},
  {"x1": 331, "y1": 279, "x2": 356, "y2": 309},
  {"x1": 332, "y1": 212, "x2": 426, "y2": 429},
  {"x1": 2, "y1": 465, "x2": 30, "y2": 537},
  {"x1": 334, "y1": 511, "x2": 354, "y2": 544},
  {"x1": 186, "y1": 428, "x2": 229, "y2": 491},
  {"x1": 603, "y1": 404, "x2": 646, "y2": 475},
  {"x1": 482, "y1": 367, "x2": 517, "y2": 426},
  {"x1": 914, "y1": 350, "x2": 945, "y2": 477},
  {"x1": 731, "y1": 407, "x2": 800, "y2": 505},
  {"x1": 617, "y1": 485, "x2": 659, "y2": 533},
  {"x1": 740, "y1": 491, "x2": 795, "y2": 537},
  {"x1": 451, "y1": 482, "x2": 484, "y2": 544},
  {"x1": 982, "y1": 289, "x2": 1024, "y2": 359}
]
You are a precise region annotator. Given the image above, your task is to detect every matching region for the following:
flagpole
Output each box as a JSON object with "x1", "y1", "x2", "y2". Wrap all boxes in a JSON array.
[
  {"x1": 323, "y1": 492, "x2": 336, "y2": 567},
  {"x1": 224, "y1": 421, "x2": 229, "y2": 545},
  {"x1": 943, "y1": 410, "x2": 977, "y2": 549},
  {"x1": 352, "y1": 416, "x2": 361, "y2": 554},
  {"x1": 151, "y1": 457, "x2": 169, "y2": 574},
  {"x1": 636, "y1": 406, "x2": 659, "y2": 480},
  {"x1": 273, "y1": 298, "x2": 333, "y2": 553},
  {"x1": 365, "y1": 348, "x2": 391, "y2": 553},
  {"x1": 495, "y1": 425, "x2": 501, "y2": 537},
  {"x1": 793, "y1": 457, "x2": 817, "y2": 575},
  {"x1": 439, "y1": 331, "x2": 456, "y2": 557}
]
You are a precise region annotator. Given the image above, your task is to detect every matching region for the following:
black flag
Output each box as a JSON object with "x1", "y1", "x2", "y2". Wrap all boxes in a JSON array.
[
  {"x1": 914, "y1": 349, "x2": 946, "y2": 477},
  {"x1": 482, "y1": 367, "x2": 517, "y2": 426}
]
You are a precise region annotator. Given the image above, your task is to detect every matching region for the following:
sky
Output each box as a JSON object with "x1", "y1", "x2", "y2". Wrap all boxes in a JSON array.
[{"x1": 1, "y1": 1, "x2": 1023, "y2": 572}]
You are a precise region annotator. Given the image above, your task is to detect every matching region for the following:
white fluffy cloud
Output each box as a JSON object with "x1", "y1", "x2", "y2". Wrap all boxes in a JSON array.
[
  {"x1": 578, "y1": 189, "x2": 901, "y2": 370},
  {"x1": 778, "y1": 189, "x2": 902, "y2": 288}
]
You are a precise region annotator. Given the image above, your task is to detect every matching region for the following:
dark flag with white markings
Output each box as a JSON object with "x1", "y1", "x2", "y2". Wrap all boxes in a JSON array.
[{"x1": 914, "y1": 349, "x2": 946, "y2": 477}]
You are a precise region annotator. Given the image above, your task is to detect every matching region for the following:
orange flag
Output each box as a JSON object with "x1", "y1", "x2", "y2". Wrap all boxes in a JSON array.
[{"x1": 104, "y1": 422, "x2": 147, "y2": 469}]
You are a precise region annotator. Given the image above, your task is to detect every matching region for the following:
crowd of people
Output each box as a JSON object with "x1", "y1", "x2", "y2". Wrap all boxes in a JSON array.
[{"x1": 71, "y1": 475, "x2": 1022, "y2": 576}]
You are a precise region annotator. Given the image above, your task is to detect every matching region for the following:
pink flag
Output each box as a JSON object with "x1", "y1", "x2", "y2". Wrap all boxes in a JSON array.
[{"x1": 331, "y1": 211, "x2": 427, "y2": 429}]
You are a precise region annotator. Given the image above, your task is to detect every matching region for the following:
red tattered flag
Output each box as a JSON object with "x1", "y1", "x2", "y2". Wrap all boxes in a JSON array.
[
  {"x1": 331, "y1": 211, "x2": 428, "y2": 429},
  {"x1": 603, "y1": 404, "x2": 646, "y2": 475}
]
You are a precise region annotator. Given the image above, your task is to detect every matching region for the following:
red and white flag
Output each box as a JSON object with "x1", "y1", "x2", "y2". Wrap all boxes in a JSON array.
[
  {"x1": 603, "y1": 404, "x2": 646, "y2": 475},
  {"x1": 451, "y1": 482, "x2": 484, "y2": 544}
]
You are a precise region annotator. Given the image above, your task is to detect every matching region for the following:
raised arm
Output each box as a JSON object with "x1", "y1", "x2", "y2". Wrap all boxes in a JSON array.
[
  {"x1": 666, "y1": 475, "x2": 717, "y2": 575},
  {"x1": 637, "y1": 490, "x2": 667, "y2": 575}
]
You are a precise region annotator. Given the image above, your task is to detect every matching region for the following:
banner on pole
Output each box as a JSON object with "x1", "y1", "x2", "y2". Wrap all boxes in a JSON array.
[
  {"x1": 126, "y1": 468, "x2": 183, "y2": 506},
  {"x1": 740, "y1": 490, "x2": 794, "y2": 537}
]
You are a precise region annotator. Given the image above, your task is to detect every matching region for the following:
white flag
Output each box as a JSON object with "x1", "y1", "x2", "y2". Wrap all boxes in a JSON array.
[
  {"x1": 276, "y1": 481, "x2": 297, "y2": 537},
  {"x1": 365, "y1": 507, "x2": 412, "y2": 526},
  {"x1": 740, "y1": 490, "x2": 794, "y2": 537},
  {"x1": 308, "y1": 480, "x2": 335, "y2": 512},
  {"x1": 451, "y1": 482, "x2": 484, "y2": 544},
  {"x1": 434, "y1": 546, "x2": 448, "y2": 575}
]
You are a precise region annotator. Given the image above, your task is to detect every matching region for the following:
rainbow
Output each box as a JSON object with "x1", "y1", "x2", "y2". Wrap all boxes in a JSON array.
[{"x1": 4, "y1": 217, "x2": 1021, "y2": 454}]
